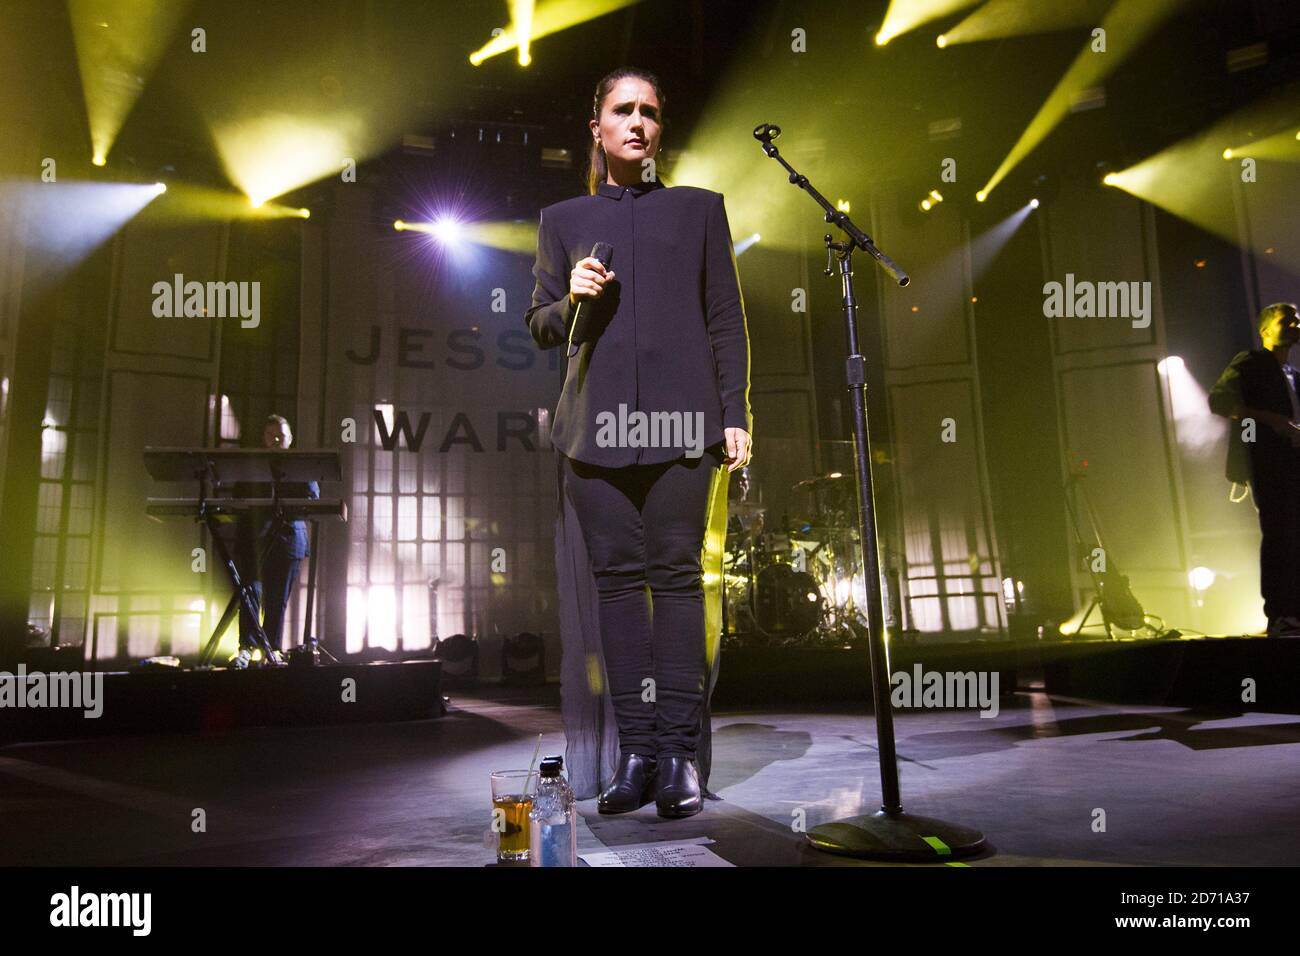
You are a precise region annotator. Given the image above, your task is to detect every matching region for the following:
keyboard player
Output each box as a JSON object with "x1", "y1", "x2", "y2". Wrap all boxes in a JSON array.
[{"x1": 223, "y1": 414, "x2": 319, "y2": 668}]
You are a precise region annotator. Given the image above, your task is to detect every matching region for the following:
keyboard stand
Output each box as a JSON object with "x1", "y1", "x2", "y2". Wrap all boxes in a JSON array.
[{"x1": 199, "y1": 504, "x2": 288, "y2": 667}]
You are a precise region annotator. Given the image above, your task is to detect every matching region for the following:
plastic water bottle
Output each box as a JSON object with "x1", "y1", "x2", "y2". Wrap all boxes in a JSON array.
[{"x1": 528, "y1": 755, "x2": 577, "y2": 867}]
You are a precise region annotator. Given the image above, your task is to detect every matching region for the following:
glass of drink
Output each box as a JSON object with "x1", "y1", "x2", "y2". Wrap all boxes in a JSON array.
[{"x1": 490, "y1": 770, "x2": 539, "y2": 862}]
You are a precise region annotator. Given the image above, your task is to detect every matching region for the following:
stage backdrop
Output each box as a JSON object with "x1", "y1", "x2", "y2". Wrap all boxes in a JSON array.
[
  {"x1": 871, "y1": 194, "x2": 1007, "y2": 641},
  {"x1": 290, "y1": 181, "x2": 562, "y2": 675},
  {"x1": 1039, "y1": 183, "x2": 1190, "y2": 632}
]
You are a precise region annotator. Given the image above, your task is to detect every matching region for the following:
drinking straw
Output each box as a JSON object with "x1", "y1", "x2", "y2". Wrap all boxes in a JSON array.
[{"x1": 521, "y1": 733, "x2": 543, "y2": 796}]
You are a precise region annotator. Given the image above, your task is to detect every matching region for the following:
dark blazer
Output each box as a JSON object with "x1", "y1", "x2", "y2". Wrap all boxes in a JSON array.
[
  {"x1": 525, "y1": 179, "x2": 752, "y2": 467},
  {"x1": 1208, "y1": 349, "x2": 1300, "y2": 483}
]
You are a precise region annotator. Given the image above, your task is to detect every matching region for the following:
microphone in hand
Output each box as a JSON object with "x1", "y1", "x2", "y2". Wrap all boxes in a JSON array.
[{"x1": 567, "y1": 241, "x2": 614, "y2": 357}]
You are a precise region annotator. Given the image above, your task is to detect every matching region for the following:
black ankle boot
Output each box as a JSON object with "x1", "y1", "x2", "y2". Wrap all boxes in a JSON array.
[
  {"x1": 597, "y1": 753, "x2": 658, "y2": 814},
  {"x1": 654, "y1": 755, "x2": 702, "y2": 818}
]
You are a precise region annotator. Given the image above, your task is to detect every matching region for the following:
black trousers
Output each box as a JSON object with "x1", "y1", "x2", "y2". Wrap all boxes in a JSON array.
[
  {"x1": 237, "y1": 546, "x2": 303, "y2": 651},
  {"x1": 563, "y1": 444, "x2": 723, "y2": 759},
  {"x1": 1251, "y1": 461, "x2": 1300, "y2": 620}
]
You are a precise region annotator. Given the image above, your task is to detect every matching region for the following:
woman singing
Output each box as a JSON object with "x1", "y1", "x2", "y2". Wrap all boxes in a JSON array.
[{"x1": 525, "y1": 67, "x2": 752, "y2": 818}]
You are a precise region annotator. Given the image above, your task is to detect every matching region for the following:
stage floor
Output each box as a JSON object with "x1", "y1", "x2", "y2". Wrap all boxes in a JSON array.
[{"x1": 3, "y1": 686, "x2": 1298, "y2": 866}]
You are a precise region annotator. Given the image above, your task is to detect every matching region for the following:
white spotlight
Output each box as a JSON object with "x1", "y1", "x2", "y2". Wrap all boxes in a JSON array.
[
  {"x1": 432, "y1": 216, "x2": 463, "y2": 244},
  {"x1": 1157, "y1": 356, "x2": 1185, "y2": 376}
]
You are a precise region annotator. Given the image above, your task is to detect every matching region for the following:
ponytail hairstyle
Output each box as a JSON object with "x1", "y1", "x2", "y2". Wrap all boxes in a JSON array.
[{"x1": 586, "y1": 67, "x2": 667, "y2": 195}]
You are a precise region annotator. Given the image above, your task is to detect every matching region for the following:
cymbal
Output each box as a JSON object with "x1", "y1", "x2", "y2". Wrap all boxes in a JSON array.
[
  {"x1": 792, "y1": 471, "x2": 847, "y2": 490},
  {"x1": 789, "y1": 524, "x2": 859, "y2": 541}
]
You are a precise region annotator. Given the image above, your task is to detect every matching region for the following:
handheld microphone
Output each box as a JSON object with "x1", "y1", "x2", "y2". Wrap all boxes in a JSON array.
[{"x1": 567, "y1": 241, "x2": 614, "y2": 357}]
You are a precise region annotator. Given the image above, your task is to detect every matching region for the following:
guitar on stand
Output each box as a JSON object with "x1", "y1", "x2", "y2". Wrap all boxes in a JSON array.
[
  {"x1": 1063, "y1": 461, "x2": 1150, "y2": 639},
  {"x1": 143, "y1": 448, "x2": 347, "y2": 666}
]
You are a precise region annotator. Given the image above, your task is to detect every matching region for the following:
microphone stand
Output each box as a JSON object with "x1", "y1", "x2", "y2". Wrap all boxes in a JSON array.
[{"x1": 755, "y1": 124, "x2": 986, "y2": 860}]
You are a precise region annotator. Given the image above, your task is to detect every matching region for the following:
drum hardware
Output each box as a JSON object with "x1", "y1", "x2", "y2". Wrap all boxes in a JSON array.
[{"x1": 722, "y1": 469, "x2": 875, "y2": 647}]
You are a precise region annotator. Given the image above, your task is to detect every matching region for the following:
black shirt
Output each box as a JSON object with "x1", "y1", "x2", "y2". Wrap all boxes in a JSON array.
[
  {"x1": 1208, "y1": 349, "x2": 1300, "y2": 483},
  {"x1": 524, "y1": 179, "x2": 752, "y2": 467}
]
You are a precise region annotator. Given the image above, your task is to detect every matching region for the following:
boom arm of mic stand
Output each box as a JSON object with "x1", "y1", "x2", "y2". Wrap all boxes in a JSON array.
[
  {"x1": 826, "y1": 210, "x2": 910, "y2": 287},
  {"x1": 759, "y1": 140, "x2": 910, "y2": 287}
]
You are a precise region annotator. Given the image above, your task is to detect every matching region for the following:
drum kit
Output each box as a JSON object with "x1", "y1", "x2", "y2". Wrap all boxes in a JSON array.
[{"x1": 722, "y1": 467, "x2": 872, "y2": 646}]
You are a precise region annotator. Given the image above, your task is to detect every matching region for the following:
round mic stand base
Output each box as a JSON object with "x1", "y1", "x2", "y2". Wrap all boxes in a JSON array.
[{"x1": 806, "y1": 810, "x2": 986, "y2": 861}]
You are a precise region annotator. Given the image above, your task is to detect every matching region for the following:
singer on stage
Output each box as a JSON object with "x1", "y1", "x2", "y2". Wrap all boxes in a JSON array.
[{"x1": 525, "y1": 67, "x2": 752, "y2": 817}]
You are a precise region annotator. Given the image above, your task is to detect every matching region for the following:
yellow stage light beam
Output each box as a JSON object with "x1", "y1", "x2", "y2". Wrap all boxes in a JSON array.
[
  {"x1": 670, "y1": 28, "x2": 876, "y2": 255},
  {"x1": 875, "y1": 0, "x2": 981, "y2": 46},
  {"x1": 466, "y1": 219, "x2": 544, "y2": 254},
  {"x1": 68, "y1": 0, "x2": 194, "y2": 167},
  {"x1": 676, "y1": 4, "x2": 971, "y2": 253},
  {"x1": 183, "y1": 7, "x2": 463, "y2": 216},
  {"x1": 977, "y1": 0, "x2": 1187, "y2": 202},
  {"x1": 1106, "y1": 146, "x2": 1267, "y2": 255},
  {"x1": 128, "y1": 182, "x2": 314, "y2": 224},
  {"x1": 251, "y1": 201, "x2": 312, "y2": 221},
  {"x1": 214, "y1": 112, "x2": 364, "y2": 211},
  {"x1": 470, "y1": 0, "x2": 640, "y2": 65},
  {"x1": 510, "y1": 0, "x2": 536, "y2": 66},
  {"x1": 672, "y1": 101, "x2": 842, "y2": 250},
  {"x1": 395, "y1": 217, "x2": 538, "y2": 254},
  {"x1": 943, "y1": 0, "x2": 1107, "y2": 46},
  {"x1": 1222, "y1": 127, "x2": 1300, "y2": 163},
  {"x1": 396, "y1": 218, "x2": 455, "y2": 239},
  {"x1": 1104, "y1": 105, "x2": 1299, "y2": 272}
]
